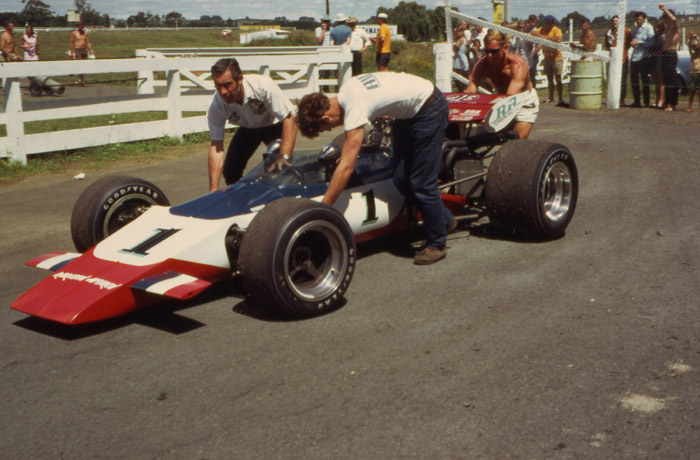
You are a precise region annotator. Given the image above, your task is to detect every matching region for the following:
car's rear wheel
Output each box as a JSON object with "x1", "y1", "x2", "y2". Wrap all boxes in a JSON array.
[
  {"x1": 484, "y1": 140, "x2": 578, "y2": 239},
  {"x1": 71, "y1": 175, "x2": 170, "y2": 252},
  {"x1": 238, "y1": 197, "x2": 356, "y2": 316}
]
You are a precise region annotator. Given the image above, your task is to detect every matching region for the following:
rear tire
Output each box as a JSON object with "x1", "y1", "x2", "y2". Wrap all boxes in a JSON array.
[
  {"x1": 485, "y1": 140, "x2": 578, "y2": 239},
  {"x1": 71, "y1": 175, "x2": 170, "y2": 252},
  {"x1": 239, "y1": 198, "x2": 356, "y2": 316}
]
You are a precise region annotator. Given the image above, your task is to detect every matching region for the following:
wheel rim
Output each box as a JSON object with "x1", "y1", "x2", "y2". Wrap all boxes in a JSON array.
[
  {"x1": 541, "y1": 159, "x2": 573, "y2": 223},
  {"x1": 103, "y1": 194, "x2": 158, "y2": 236},
  {"x1": 283, "y1": 220, "x2": 348, "y2": 301}
]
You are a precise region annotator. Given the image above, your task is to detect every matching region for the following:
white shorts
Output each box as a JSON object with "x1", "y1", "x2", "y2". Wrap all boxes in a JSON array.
[{"x1": 515, "y1": 88, "x2": 539, "y2": 124}]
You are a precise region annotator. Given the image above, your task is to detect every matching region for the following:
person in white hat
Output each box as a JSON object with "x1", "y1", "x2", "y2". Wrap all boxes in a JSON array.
[
  {"x1": 371, "y1": 12, "x2": 391, "y2": 71},
  {"x1": 348, "y1": 16, "x2": 371, "y2": 76},
  {"x1": 330, "y1": 13, "x2": 351, "y2": 45}
]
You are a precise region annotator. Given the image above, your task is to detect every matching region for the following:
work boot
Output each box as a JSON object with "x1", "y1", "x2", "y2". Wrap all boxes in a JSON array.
[{"x1": 414, "y1": 246, "x2": 447, "y2": 265}]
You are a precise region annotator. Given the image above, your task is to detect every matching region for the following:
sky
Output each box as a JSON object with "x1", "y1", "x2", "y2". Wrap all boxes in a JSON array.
[{"x1": 2, "y1": 0, "x2": 697, "y2": 22}]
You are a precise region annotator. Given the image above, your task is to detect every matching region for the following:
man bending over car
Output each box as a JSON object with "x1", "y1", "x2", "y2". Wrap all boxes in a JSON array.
[
  {"x1": 465, "y1": 30, "x2": 539, "y2": 139},
  {"x1": 207, "y1": 58, "x2": 298, "y2": 192},
  {"x1": 296, "y1": 72, "x2": 455, "y2": 265}
]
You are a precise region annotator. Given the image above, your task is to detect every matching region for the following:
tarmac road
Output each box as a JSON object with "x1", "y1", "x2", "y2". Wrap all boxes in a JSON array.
[{"x1": 1, "y1": 105, "x2": 700, "y2": 459}]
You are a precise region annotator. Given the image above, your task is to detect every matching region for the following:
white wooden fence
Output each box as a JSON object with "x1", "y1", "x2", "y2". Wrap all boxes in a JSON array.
[{"x1": 0, "y1": 46, "x2": 352, "y2": 164}]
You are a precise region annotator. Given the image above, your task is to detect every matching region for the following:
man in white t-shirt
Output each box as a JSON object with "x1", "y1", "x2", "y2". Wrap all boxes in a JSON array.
[
  {"x1": 296, "y1": 72, "x2": 455, "y2": 265},
  {"x1": 207, "y1": 58, "x2": 298, "y2": 192}
]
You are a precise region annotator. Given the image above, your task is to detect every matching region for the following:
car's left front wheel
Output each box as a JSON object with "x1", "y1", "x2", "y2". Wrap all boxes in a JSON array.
[{"x1": 238, "y1": 197, "x2": 356, "y2": 316}]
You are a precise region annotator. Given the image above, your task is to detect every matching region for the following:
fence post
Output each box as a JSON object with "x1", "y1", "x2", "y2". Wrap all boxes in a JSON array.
[
  {"x1": 166, "y1": 70, "x2": 183, "y2": 140},
  {"x1": 3, "y1": 77, "x2": 26, "y2": 165},
  {"x1": 135, "y1": 49, "x2": 155, "y2": 95},
  {"x1": 434, "y1": 42, "x2": 452, "y2": 93}
]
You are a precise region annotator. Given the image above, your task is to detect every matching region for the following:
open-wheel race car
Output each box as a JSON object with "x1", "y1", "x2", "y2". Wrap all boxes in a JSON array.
[{"x1": 11, "y1": 92, "x2": 578, "y2": 325}]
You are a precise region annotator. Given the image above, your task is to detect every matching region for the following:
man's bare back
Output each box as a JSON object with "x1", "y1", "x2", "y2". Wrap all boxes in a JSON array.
[{"x1": 468, "y1": 52, "x2": 533, "y2": 94}]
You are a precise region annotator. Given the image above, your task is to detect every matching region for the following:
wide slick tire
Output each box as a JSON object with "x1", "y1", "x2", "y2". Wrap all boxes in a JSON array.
[
  {"x1": 70, "y1": 175, "x2": 170, "y2": 252},
  {"x1": 239, "y1": 197, "x2": 356, "y2": 316},
  {"x1": 484, "y1": 140, "x2": 578, "y2": 239}
]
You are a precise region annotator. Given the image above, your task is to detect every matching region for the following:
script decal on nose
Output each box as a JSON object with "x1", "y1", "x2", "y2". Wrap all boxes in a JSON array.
[{"x1": 52, "y1": 272, "x2": 122, "y2": 290}]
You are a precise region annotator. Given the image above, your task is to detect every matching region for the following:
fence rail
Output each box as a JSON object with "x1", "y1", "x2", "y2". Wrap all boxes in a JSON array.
[{"x1": 0, "y1": 46, "x2": 352, "y2": 164}]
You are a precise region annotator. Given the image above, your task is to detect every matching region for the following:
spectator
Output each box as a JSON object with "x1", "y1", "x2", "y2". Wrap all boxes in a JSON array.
[
  {"x1": 206, "y1": 58, "x2": 298, "y2": 192},
  {"x1": 348, "y1": 16, "x2": 370, "y2": 76},
  {"x1": 1, "y1": 21, "x2": 21, "y2": 62},
  {"x1": 471, "y1": 19, "x2": 487, "y2": 44},
  {"x1": 329, "y1": 13, "x2": 351, "y2": 46},
  {"x1": 69, "y1": 21, "x2": 95, "y2": 87},
  {"x1": 532, "y1": 15, "x2": 565, "y2": 106},
  {"x1": 465, "y1": 30, "x2": 539, "y2": 140},
  {"x1": 20, "y1": 23, "x2": 39, "y2": 61},
  {"x1": 527, "y1": 14, "x2": 542, "y2": 87},
  {"x1": 578, "y1": 18, "x2": 597, "y2": 52},
  {"x1": 371, "y1": 12, "x2": 391, "y2": 71},
  {"x1": 453, "y1": 22, "x2": 471, "y2": 91},
  {"x1": 686, "y1": 31, "x2": 700, "y2": 112},
  {"x1": 315, "y1": 14, "x2": 332, "y2": 46},
  {"x1": 315, "y1": 15, "x2": 332, "y2": 91},
  {"x1": 510, "y1": 20, "x2": 535, "y2": 81},
  {"x1": 649, "y1": 21, "x2": 666, "y2": 108},
  {"x1": 629, "y1": 12, "x2": 655, "y2": 107},
  {"x1": 296, "y1": 72, "x2": 455, "y2": 265},
  {"x1": 604, "y1": 15, "x2": 631, "y2": 105},
  {"x1": 658, "y1": 3, "x2": 680, "y2": 112}
]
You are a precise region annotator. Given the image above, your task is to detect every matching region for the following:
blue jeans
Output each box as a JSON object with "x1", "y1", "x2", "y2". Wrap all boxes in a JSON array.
[{"x1": 392, "y1": 89, "x2": 453, "y2": 249}]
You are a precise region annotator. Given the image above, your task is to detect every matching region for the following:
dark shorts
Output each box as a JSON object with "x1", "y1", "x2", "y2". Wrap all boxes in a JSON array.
[
  {"x1": 376, "y1": 53, "x2": 391, "y2": 68},
  {"x1": 74, "y1": 48, "x2": 88, "y2": 59}
]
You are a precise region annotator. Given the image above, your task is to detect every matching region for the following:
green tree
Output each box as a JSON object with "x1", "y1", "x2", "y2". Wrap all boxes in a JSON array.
[
  {"x1": 21, "y1": 0, "x2": 53, "y2": 26},
  {"x1": 164, "y1": 11, "x2": 183, "y2": 27}
]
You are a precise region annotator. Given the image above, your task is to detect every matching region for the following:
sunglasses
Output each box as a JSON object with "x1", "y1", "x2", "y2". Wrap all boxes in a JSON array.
[{"x1": 484, "y1": 48, "x2": 501, "y2": 55}]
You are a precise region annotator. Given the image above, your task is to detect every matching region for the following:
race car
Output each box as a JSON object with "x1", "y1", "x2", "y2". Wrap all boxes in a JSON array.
[{"x1": 11, "y1": 93, "x2": 579, "y2": 325}]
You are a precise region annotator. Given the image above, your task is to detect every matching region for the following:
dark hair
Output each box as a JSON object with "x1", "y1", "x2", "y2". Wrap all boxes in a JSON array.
[
  {"x1": 296, "y1": 92, "x2": 331, "y2": 138},
  {"x1": 211, "y1": 58, "x2": 242, "y2": 80},
  {"x1": 581, "y1": 18, "x2": 590, "y2": 25},
  {"x1": 528, "y1": 14, "x2": 537, "y2": 22},
  {"x1": 4, "y1": 21, "x2": 14, "y2": 28},
  {"x1": 634, "y1": 11, "x2": 647, "y2": 20}
]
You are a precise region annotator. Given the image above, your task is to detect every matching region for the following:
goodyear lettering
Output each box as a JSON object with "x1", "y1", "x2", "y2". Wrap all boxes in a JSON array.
[{"x1": 102, "y1": 185, "x2": 158, "y2": 210}]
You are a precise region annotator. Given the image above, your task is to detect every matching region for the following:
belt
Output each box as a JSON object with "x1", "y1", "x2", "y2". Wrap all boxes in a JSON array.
[{"x1": 419, "y1": 87, "x2": 439, "y2": 112}]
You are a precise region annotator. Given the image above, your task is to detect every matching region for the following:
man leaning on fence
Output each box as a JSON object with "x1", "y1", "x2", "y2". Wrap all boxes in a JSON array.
[
  {"x1": 206, "y1": 58, "x2": 298, "y2": 192},
  {"x1": 532, "y1": 15, "x2": 565, "y2": 106},
  {"x1": 629, "y1": 12, "x2": 655, "y2": 108}
]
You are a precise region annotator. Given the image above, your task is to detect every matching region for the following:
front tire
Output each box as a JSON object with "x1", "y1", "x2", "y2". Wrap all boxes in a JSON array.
[
  {"x1": 484, "y1": 140, "x2": 578, "y2": 239},
  {"x1": 238, "y1": 198, "x2": 356, "y2": 316},
  {"x1": 71, "y1": 175, "x2": 170, "y2": 252}
]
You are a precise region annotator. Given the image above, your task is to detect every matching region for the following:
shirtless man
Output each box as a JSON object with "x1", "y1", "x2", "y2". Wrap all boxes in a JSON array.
[
  {"x1": 578, "y1": 18, "x2": 597, "y2": 52},
  {"x1": 69, "y1": 21, "x2": 95, "y2": 86},
  {"x1": 464, "y1": 30, "x2": 539, "y2": 139},
  {"x1": 1, "y1": 21, "x2": 22, "y2": 62},
  {"x1": 658, "y1": 3, "x2": 680, "y2": 111}
]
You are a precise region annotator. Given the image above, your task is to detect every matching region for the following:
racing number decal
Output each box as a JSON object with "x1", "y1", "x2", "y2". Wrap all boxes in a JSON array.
[
  {"x1": 362, "y1": 189, "x2": 378, "y2": 225},
  {"x1": 121, "y1": 228, "x2": 181, "y2": 256}
]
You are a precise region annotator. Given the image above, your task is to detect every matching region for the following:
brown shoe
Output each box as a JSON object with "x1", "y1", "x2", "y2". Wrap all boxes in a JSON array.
[{"x1": 414, "y1": 246, "x2": 447, "y2": 265}]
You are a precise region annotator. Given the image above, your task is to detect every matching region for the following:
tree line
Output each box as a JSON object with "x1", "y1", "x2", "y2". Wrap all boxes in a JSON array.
[{"x1": 2, "y1": 1, "x2": 650, "y2": 41}]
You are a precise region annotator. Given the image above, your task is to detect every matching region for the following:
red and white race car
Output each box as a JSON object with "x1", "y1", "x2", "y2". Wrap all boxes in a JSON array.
[{"x1": 11, "y1": 93, "x2": 578, "y2": 324}]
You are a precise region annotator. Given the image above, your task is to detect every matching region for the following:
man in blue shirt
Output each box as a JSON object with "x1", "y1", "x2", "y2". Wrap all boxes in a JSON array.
[
  {"x1": 330, "y1": 13, "x2": 352, "y2": 45},
  {"x1": 629, "y1": 11, "x2": 655, "y2": 107}
]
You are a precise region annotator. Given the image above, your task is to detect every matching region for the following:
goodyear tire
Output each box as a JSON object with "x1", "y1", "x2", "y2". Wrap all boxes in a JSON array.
[
  {"x1": 239, "y1": 197, "x2": 356, "y2": 316},
  {"x1": 71, "y1": 175, "x2": 170, "y2": 252},
  {"x1": 484, "y1": 140, "x2": 578, "y2": 239}
]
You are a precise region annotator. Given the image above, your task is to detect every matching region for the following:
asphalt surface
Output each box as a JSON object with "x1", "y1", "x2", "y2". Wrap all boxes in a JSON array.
[{"x1": 2, "y1": 105, "x2": 700, "y2": 459}]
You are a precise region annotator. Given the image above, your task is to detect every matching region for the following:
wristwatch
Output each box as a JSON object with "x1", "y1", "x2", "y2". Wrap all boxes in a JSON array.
[{"x1": 282, "y1": 154, "x2": 291, "y2": 161}]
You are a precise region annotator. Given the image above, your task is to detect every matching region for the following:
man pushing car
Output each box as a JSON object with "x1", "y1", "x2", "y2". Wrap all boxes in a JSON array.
[
  {"x1": 207, "y1": 58, "x2": 298, "y2": 192},
  {"x1": 296, "y1": 72, "x2": 455, "y2": 265}
]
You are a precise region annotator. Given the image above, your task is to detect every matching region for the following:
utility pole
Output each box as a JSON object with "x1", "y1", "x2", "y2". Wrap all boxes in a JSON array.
[{"x1": 326, "y1": 0, "x2": 329, "y2": 15}]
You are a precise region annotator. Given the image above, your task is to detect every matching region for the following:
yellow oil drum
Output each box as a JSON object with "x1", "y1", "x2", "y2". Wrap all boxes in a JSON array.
[{"x1": 569, "y1": 60, "x2": 603, "y2": 110}]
